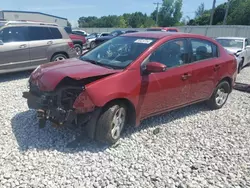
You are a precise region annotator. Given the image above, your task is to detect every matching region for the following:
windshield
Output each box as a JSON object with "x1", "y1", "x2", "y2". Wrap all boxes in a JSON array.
[
  {"x1": 80, "y1": 36, "x2": 157, "y2": 69},
  {"x1": 216, "y1": 38, "x2": 243, "y2": 49}
]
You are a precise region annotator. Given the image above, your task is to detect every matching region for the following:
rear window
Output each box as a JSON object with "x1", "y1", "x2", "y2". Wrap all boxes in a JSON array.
[
  {"x1": 167, "y1": 29, "x2": 178, "y2": 32},
  {"x1": 146, "y1": 28, "x2": 163, "y2": 31}
]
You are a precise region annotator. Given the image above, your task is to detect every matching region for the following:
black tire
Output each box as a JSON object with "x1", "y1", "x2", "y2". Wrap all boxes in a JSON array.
[
  {"x1": 95, "y1": 103, "x2": 127, "y2": 145},
  {"x1": 206, "y1": 81, "x2": 230, "y2": 110},
  {"x1": 51, "y1": 54, "x2": 67, "y2": 62},
  {"x1": 74, "y1": 44, "x2": 82, "y2": 56},
  {"x1": 90, "y1": 41, "x2": 96, "y2": 49},
  {"x1": 238, "y1": 58, "x2": 244, "y2": 74}
]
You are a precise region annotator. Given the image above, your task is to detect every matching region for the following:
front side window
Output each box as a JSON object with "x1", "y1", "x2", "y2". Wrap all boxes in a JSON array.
[
  {"x1": 191, "y1": 39, "x2": 218, "y2": 62},
  {"x1": 148, "y1": 39, "x2": 189, "y2": 68},
  {"x1": 80, "y1": 36, "x2": 157, "y2": 69},
  {"x1": 245, "y1": 39, "x2": 249, "y2": 47},
  {"x1": 1, "y1": 27, "x2": 28, "y2": 43}
]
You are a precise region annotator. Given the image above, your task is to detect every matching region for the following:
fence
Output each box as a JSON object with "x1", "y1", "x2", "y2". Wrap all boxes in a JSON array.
[{"x1": 79, "y1": 25, "x2": 250, "y2": 38}]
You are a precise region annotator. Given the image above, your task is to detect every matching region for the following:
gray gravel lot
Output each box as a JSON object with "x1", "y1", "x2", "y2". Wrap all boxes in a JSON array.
[{"x1": 0, "y1": 67, "x2": 250, "y2": 188}]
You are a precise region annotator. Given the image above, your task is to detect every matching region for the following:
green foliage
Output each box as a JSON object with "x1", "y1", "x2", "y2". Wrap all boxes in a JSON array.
[
  {"x1": 78, "y1": 0, "x2": 183, "y2": 28},
  {"x1": 67, "y1": 21, "x2": 72, "y2": 27},
  {"x1": 188, "y1": 0, "x2": 250, "y2": 26},
  {"x1": 78, "y1": 0, "x2": 250, "y2": 28}
]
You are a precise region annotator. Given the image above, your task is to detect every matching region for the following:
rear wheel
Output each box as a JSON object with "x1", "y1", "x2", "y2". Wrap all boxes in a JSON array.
[
  {"x1": 74, "y1": 44, "x2": 82, "y2": 56},
  {"x1": 51, "y1": 54, "x2": 67, "y2": 62},
  {"x1": 206, "y1": 81, "x2": 230, "y2": 110},
  {"x1": 95, "y1": 103, "x2": 127, "y2": 145}
]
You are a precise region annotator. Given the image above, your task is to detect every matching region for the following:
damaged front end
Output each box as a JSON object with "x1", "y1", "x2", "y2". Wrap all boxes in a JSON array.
[{"x1": 23, "y1": 77, "x2": 96, "y2": 128}]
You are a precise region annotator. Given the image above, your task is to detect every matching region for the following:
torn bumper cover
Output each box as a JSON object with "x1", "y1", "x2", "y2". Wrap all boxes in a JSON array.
[{"x1": 22, "y1": 83, "x2": 96, "y2": 129}]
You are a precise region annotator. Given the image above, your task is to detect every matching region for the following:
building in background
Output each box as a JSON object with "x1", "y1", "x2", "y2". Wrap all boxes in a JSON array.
[{"x1": 0, "y1": 10, "x2": 68, "y2": 26}]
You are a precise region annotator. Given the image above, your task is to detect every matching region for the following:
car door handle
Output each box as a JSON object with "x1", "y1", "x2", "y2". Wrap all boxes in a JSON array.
[
  {"x1": 214, "y1": 64, "x2": 221, "y2": 71},
  {"x1": 47, "y1": 41, "x2": 53, "y2": 45},
  {"x1": 19, "y1": 44, "x2": 27, "y2": 48},
  {"x1": 181, "y1": 73, "x2": 192, "y2": 80}
]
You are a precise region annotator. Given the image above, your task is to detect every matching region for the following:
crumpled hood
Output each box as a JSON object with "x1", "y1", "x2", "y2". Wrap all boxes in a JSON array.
[
  {"x1": 224, "y1": 47, "x2": 242, "y2": 54},
  {"x1": 31, "y1": 58, "x2": 121, "y2": 91}
]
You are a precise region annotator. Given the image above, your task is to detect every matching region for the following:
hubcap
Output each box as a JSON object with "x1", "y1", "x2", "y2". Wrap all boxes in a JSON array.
[
  {"x1": 55, "y1": 56, "x2": 65, "y2": 61},
  {"x1": 111, "y1": 107, "x2": 126, "y2": 140},
  {"x1": 91, "y1": 42, "x2": 96, "y2": 48},
  {"x1": 75, "y1": 47, "x2": 82, "y2": 56},
  {"x1": 215, "y1": 88, "x2": 228, "y2": 106}
]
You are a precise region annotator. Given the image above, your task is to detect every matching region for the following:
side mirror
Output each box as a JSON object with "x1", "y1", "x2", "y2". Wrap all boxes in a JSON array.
[
  {"x1": 0, "y1": 40, "x2": 3, "y2": 45},
  {"x1": 145, "y1": 62, "x2": 167, "y2": 73}
]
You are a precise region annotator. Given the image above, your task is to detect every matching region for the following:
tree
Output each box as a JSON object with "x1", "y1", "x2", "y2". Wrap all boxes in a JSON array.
[
  {"x1": 157, "y1": 0, "x2": 183, "y2": 27},
  {"x1": 67, "y1": 21, "x2": 72, "y2": 27},
  {"x1": 195, "y1": 3, "x2": 205, "y2": 18}
]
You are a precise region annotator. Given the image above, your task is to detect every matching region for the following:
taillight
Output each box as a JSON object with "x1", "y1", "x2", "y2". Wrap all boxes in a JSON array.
[{"x1": 68, "y1": 42, "x2": 74, "y2": 49}]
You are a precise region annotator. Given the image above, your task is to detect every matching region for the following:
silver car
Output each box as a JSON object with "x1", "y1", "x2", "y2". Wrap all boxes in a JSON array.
[{"x1": 0, "y1": 21, "x2": 77, "y2": 74}]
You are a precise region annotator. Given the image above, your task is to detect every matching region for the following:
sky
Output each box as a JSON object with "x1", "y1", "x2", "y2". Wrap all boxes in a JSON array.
[{"x1": 1, "y1": 0, "x2": 227, "y2": 27}]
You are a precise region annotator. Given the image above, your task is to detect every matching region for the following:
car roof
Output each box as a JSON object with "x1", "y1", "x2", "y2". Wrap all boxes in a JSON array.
[
  {"x1": 216, "y1": 37, "x2": 246, "y2": 40},
  {"x1": 122, "y1": 31, "x2": 207, "y2": 39}
]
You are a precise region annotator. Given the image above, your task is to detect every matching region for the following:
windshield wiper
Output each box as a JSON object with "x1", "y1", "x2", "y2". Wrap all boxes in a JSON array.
[{"x1": 81, "y1": 58, "x2": 114, "y2": 69}]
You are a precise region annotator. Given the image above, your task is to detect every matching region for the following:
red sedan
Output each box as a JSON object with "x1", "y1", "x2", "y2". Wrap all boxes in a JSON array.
[{"x1": 23, "y1": 32, "x2": 237, "y2": 144}]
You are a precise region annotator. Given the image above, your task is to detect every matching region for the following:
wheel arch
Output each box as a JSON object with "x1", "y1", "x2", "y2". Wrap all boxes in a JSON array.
[
  {"x1": 218, "y1": 76, "x2": 233, "y2": 93},
  {"x1": 102, "y1": 98, "x2": 136, "y2": 127}
]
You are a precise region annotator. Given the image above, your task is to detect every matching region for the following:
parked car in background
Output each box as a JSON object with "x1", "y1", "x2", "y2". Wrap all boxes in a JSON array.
[
  {"x1": 92, "y1": 29, "x2": 138, "y2": 48},
  {"x1": 23, "y1": 31, "x2": 237, "y2": 144},
  {"x1": 215, "y1": 37, "x2": 250, "y2": 73},
  {"x1": 64, "y1": 26, "x2": 87, "y2": 55},
  {"x1": 84, "y1": 32, "x2": 110, "y2": 49},
  {"x1": 72, "y1": 29, "x2": 89, "y2": 37},
  {"x1": 146, "y1": 27, "x2": 179, "y2": 32},
  {"x1": 0, "y1": 21, "x2": 77, "y2": 74}
]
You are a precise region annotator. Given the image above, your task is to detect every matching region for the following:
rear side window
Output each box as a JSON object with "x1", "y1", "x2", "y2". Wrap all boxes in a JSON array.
[
  {"x1": 28, "y1": 27, "x2": 51, "y2": 41},
  {"x1": 1, "y1": 27, "x2": 28, "y2": 43},
  {"x1": 190, "y1": 39, "x2": 218, "y2": 62},
  {"x1": 49, "y1": 27, "x2": 62, "y2": 39}
]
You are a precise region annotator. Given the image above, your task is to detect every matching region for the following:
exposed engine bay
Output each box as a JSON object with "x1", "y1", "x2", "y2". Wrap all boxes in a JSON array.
[{"x1": 23, "y1": 76, "x2": 106, "y2": 128}]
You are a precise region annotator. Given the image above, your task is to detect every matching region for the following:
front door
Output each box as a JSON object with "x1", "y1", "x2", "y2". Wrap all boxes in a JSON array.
[
  {"x1": 188, "y1": 38, "x2": 220, "y2": 102},
  {"x1": 0, "y1": 26, "x2": 30, "y2": 71},
  {"x1": 139, "y1": 38, "x2": 192, "y2": 119}
]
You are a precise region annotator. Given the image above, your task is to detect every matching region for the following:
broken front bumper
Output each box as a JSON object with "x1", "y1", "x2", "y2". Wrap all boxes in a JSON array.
[{"x1": 23, "y1": 91, "x2": 79, "y2": 127}]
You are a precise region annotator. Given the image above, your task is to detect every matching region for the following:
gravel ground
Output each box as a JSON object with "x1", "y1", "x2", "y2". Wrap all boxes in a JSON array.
[{"x1": 0, "y1": 67, "x2": 250, "y2": 188}]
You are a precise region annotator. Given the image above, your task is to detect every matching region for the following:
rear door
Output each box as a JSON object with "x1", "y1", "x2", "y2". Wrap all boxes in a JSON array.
[
  {"x1": 188, "y1": 38, "x2": 220, "y2": 102},
  {"x1": 0, "y1": 26, "x2": 30, "y2": 71},
  {"x1": 28, "y1": 26, "x2": 54, "y2": 66}
]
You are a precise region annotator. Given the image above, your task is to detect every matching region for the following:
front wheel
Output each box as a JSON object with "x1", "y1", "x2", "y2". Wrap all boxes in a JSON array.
[
  {"x1": 95, "y1": 103, "x2": 127, "y2": 145},
  {"x1": 206, "y1": 81, "x2": 230, "y2": 110}
]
